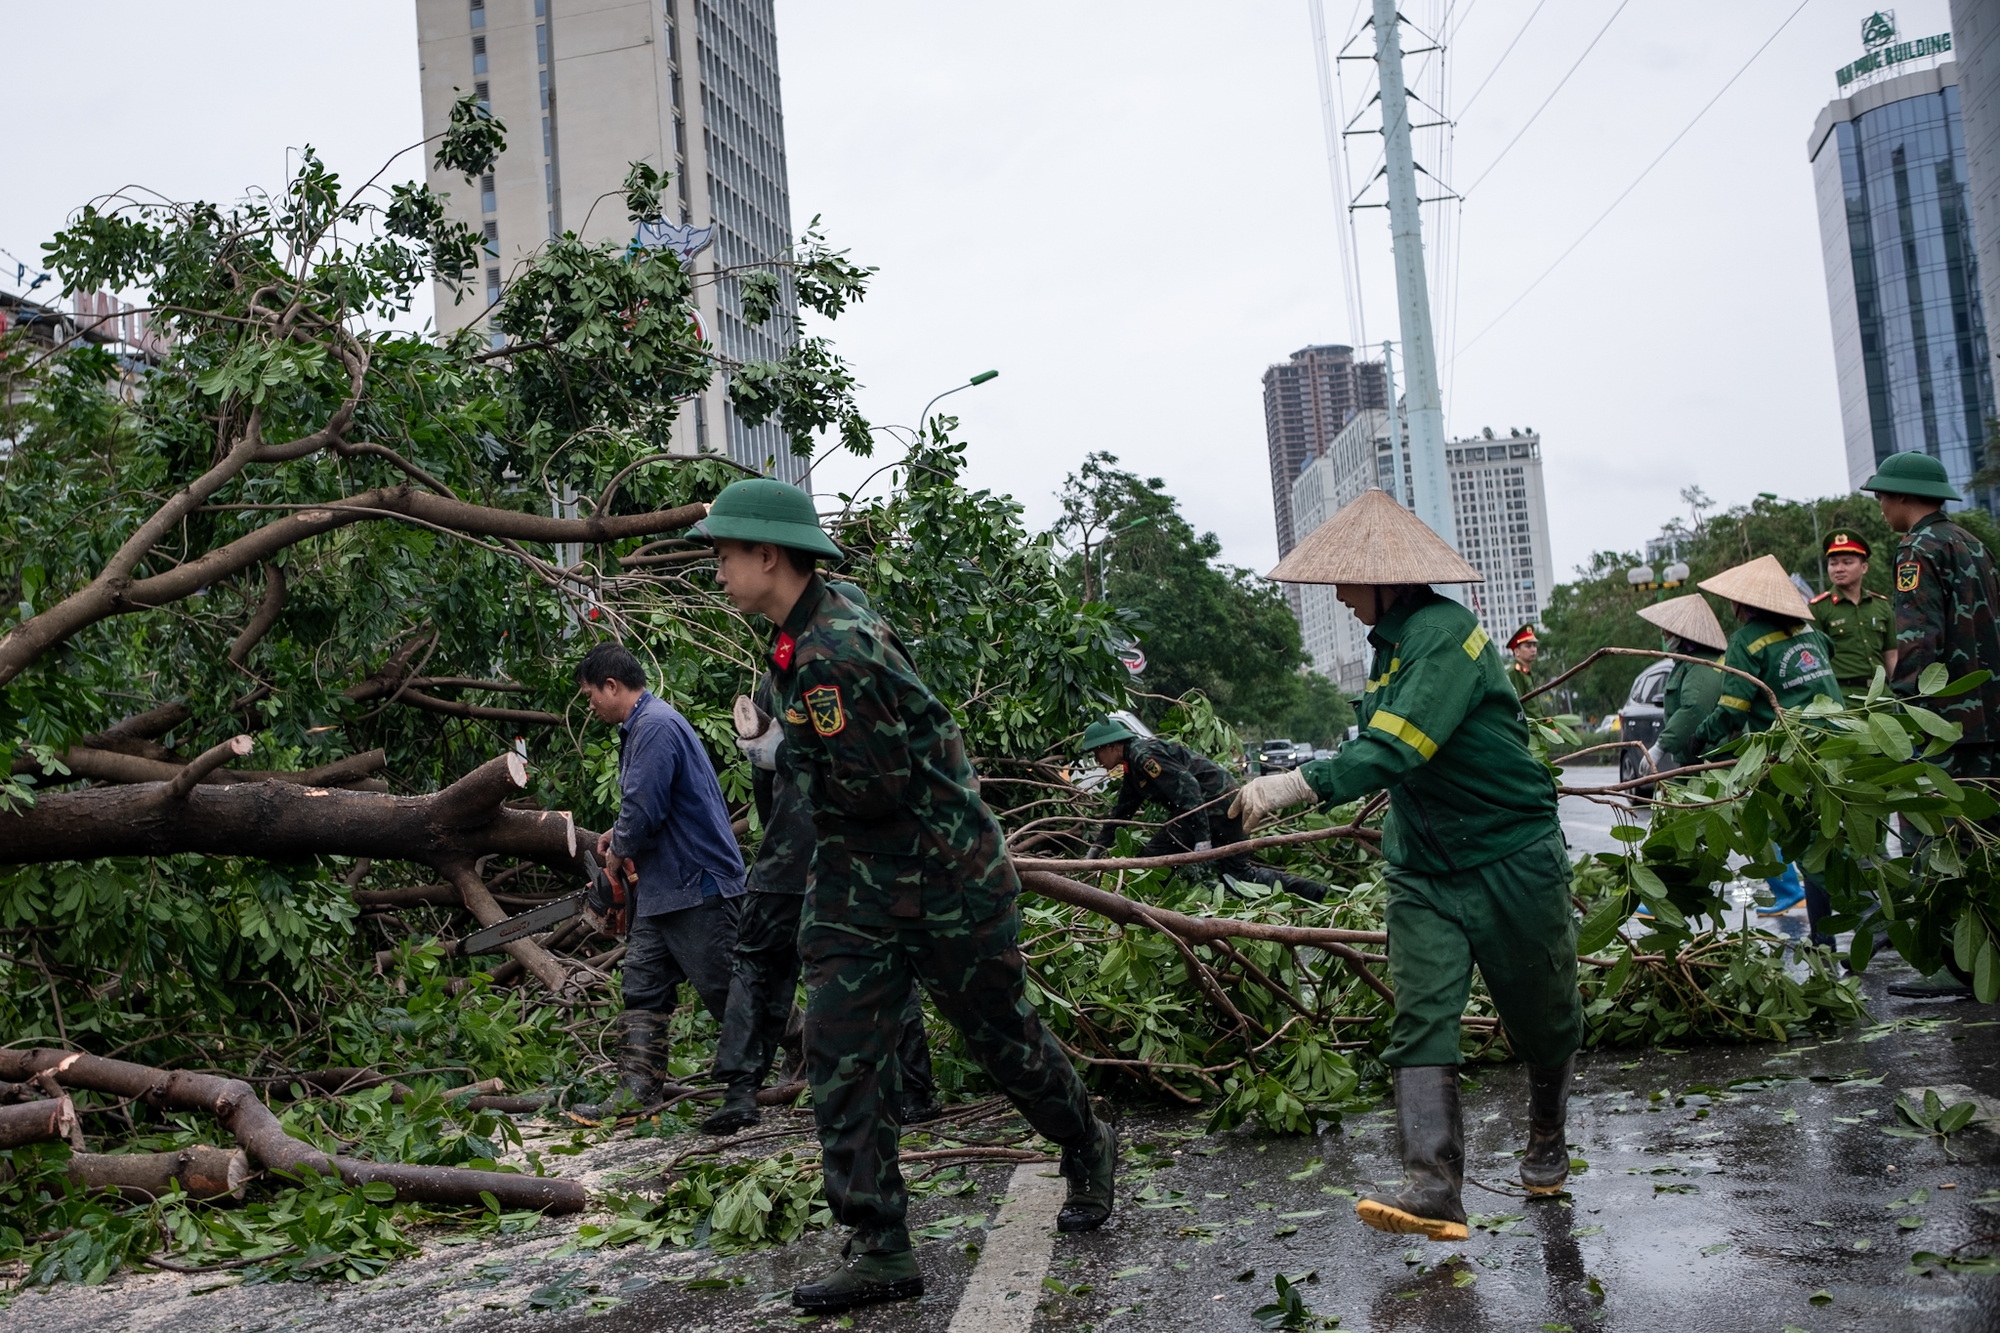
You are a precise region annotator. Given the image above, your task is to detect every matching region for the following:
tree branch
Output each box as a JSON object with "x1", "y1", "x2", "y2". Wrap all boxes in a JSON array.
[{"x1": 226, "y1": 564, "x2": 287, "y2": 669}]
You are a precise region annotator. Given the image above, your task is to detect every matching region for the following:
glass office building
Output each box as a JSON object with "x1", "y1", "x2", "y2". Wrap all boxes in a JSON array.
[{"x1": 1812, "y1": 63, "x2": 1995, "y2": 509}]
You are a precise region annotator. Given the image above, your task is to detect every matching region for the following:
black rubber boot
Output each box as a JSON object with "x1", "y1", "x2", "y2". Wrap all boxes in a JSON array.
[
  {"x1": 791, "y1": 1238, "x2": 923, "y2": 1311},
  {"x1": 1279, "y1": 872, "x2": 1331, "y2": 903},
  {"x1": 570, "y1": 1009, "x2": 670, "y2": 1121},
  {"x1": 701, "y1": 1079, "x2": 762, "y2": 1136},
  {"x1": 1056, "y1": 1115, "x2": 1118, "y2": 1232},
  {"x1": 895, "y1": 982, "x2": 944, "y2": 1124},
  {"x1": 1520, "y1": 1053, "x2": 1576, "y2": 1196},
  {"x1": 1356, "y1": 1065, "x2": 1468, "y2": 1242}
]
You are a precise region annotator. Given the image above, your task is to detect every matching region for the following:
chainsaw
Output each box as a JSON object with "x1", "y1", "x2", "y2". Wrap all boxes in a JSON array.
[{"x1": 453, "y1": 849, "x2": 629, "y2": 957}]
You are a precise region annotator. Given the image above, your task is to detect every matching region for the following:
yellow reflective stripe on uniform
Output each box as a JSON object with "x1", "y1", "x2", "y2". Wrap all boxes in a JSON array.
[
  {"x1": 1718, "y1": 695, "x2": 1752, "y2": 711},
  {"x1": 1369, "y1": 710, "x2": 1438, "y2": 759},
  {"x1": 1746, "y1": 627, "x2": 1803, "y2": 655},
  {"x1": 1462, "y1": 626, "x2": 1490, "y2": 660},
  {"x1": 1366, "y1": 657, "x2": 1402, "y2": 693}
]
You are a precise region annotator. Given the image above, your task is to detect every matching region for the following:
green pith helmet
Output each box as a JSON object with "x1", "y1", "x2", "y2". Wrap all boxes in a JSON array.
[
  {"x1": 690, "y1": 478, "x2": 843, "y2": 556},
  {"x1": 1080, "y1": 717, "x2": 1139, "y2": 752},
  {"x1": 1862, "y1": 450, "x2": 1963, "y2": 502},
  {"x1": 827, "y1": 580, "x2": 872, "y2": 611}
]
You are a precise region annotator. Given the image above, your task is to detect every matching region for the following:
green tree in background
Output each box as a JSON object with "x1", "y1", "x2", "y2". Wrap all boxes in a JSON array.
[{"x1": 1052, "y1": 452, "x2": 1351, "y2": 738}]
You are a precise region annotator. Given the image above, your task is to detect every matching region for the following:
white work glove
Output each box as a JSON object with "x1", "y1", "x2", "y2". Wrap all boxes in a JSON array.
[
  {"x1": 1645, "y1": 743, "x2": 1668, "y2": 775},
  {"x1": 732, "y1": 693, "x2": 782, "y2": 772},
  {"x1": 1227, "y1": 769, "x2": 1316, "y2": 832}
]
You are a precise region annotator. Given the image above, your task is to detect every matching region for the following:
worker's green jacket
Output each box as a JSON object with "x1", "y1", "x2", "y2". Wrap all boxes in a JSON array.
[
  {"x1": 1654, "y1": 656, "x2": 1724, "y2": 764},
  {"x1": 1296, "y1": 589, "x2": 1558, "y2": 873},
  {"x1": 1692, "y1": 615, "x2": 1838, "y2": 755}
]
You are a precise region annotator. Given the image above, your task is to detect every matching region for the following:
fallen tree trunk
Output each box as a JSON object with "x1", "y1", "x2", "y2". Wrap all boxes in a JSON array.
[
  {"x1": 70, "y1": 1145, "x2": 250, "y2": 1203},
  {"x1": 11, "y1": 745, "x2": 390, "y2": 788},
  {"x1": 0, "y1": 752, "x2": 579, "y2": 877},
  {"x1": 0, "y1": 1049, "x2": 585, "y2": 1213},
  {"x1": 0, "y1": 1093, "x2": 78, "y2": 1148}
]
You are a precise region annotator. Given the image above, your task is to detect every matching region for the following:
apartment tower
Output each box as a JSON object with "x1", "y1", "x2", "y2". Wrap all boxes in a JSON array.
[{"x1": 415, "y1": 0, "x2": 805, "y2": 481}]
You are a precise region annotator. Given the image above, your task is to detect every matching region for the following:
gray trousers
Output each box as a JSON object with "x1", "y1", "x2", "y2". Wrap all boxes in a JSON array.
[{"x1": 622, "y1": 894, "x2": 741, "y2": 1020}]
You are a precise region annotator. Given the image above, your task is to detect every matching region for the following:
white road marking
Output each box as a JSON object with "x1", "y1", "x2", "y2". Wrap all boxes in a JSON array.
[{"x1": 946, "y1": 1162, "x2": 1066, "y2": 1333}]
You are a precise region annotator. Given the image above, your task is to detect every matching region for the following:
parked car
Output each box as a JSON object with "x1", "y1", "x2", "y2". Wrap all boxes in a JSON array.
[
  {"x1": 1616, "y1": 658, "x2": 1673, "y2": 786},
  {"x1": 1257, "y1": 738, "x2": 1299, "y2": 772}
]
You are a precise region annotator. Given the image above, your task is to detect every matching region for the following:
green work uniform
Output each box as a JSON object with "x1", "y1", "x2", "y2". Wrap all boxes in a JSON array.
[
  {"x1": 1891, "y1": 510, "x2": 2000, "y2": 778},
  {"x1": 1810, "y1": 588, "x2": 1894, "y2": 690},
  {"x1": 1692, "y1": 616, "x2": 1839, "y2": 755},
  {"x1": 1654, "y1": 656, "x2": 1724, "y2": 766},
  {"x1": 771, "y1": 576, "x2": 1092, "y2": 1253},
  {"x1": 1294, "y1": 589, "x2": 1577, "y2": 1068}
]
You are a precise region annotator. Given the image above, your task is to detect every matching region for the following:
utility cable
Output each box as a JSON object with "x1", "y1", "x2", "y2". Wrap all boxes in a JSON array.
[
  {"x1": 1454, "y1": 0, "x2": 1548, "y2": 118},
  {"x1": 1461, "y1": 0, "x2": 1634, "y2": 198},
  {"x1": 1451, "y1": 0, "x2": 1813, "y2": 364}
]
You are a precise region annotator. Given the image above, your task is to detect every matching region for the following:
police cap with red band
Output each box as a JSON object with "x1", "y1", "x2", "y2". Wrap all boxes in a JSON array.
[{"x1": 1823, "y1": 532, "x2": 1871, "y2": 559}]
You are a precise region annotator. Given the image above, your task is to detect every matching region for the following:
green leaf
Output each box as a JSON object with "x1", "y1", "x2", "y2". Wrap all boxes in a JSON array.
[
  {"x1": 360, "y1": 1181, "x2": 397, "y2": 1203},
  {"x1": 1931, "y1": 668, "x2": 1992, "y2": 698},
  {"x1": 1868, "y1": 714, "x2": 1914, "y2": 761},
  {"x1": 1902, "y1": 704, "x2": 1962, "y2": 744},
  {"x1": 1576, "y1": 893, "x2": 1631, "y2": 957},
  {"x1": 1937, "y1": 1101, "x2": 1979, "y2": 1135},
  {"x1": 1919, "y1": 662, "x2": 1950, "y2": 695},
  {"x1": 1981, "y1": 941, "x2": 2000, "y2": 1005}
]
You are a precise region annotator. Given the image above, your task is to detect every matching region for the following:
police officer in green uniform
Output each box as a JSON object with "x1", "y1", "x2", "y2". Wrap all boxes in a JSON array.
[
  {"x1": 1690, "y1": 554, "x2": 1840, "y2": 756},
  {"x1": 696, "y1": 479, "x2": 1115, "y2": 1312},
  {"x1": 1635, "y1": 594, "x2": 1729, "y2": 774},
  {"x1": 1228, "y1": 490, "x2": 1578, "y2": 1243},
  {"x1": 1505, "y1": 624, "x2": 1544, "y2": 717},
  {"x1": 1863, "y1": 450, "x2": 2000, "y2": 996},
  {"x1": 1809, "y1": 532, "x2": 1897, "y2": 694},
  {"x1": 1080, "y1": 716, "x2": 1332, "y2": 901}
]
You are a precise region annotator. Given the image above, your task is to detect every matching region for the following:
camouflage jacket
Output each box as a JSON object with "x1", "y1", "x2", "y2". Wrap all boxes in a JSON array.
[
  {"x1": 1692, "y1": 615, "x2": 1838, "y2": 755},
  {"x1": 1890, "y1": 510, "x2": 2000, "y2": 746},
  {"x1": 747, "y1": 673, "x2": 814, "y2": 894},
  {"x1": 770, "y1": 576, "x2": 1015, "y2": 928},
  {"x1": 1098, "y1": 736, "x2": 1237, "y2": 856}
]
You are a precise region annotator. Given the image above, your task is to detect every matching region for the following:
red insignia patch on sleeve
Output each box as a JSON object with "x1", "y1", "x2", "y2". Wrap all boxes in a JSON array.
[
  {"x1": 771, "y1": 632, "x2": 796, "y2": 671},
  {"x1": 804, "y1": 684, "x2": 845, "y2": 736},
  {"x1": 1897, "y1": 562, "x2": 1921, "y2": 593}
]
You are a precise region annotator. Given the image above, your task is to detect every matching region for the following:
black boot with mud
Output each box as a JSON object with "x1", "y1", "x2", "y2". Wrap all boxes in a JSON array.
[
  {"x1": 1056, "y1": 1115, "x2": 1119, "y2": 1232},
  {"x1": 701, "y1": 1079, "x2": 762, "y2": 1136},
  {"x1": 568, "y1": 1009, "x2": 671, "y2": 1123},
  {"x1": 791, "y1": 1238, "x2": 924, "y2": 1312},
  {"x1": 1521, "y1": 1053, "x2": 1576, "y2": 1195},
  {"x1": 1356, "y1": 1064, "x2": 1468, "y2": 1242}
]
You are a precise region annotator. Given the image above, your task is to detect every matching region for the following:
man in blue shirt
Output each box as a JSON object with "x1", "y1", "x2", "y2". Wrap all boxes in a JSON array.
[{"x1": 574, "y1": 642, "x2": 746, "y2": 1117}]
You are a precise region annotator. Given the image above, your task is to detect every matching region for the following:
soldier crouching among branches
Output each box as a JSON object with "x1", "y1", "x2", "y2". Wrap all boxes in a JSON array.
[
  {"x1": 697, "y1": 478, "x2": 1116, "y2": 1313},
  {"x1": 1228, "y1": 489, "x2": 1581, "y2": 1244},
  {"x1": 1080, "y1": 715, "x2": 1331, "y2": 901}
]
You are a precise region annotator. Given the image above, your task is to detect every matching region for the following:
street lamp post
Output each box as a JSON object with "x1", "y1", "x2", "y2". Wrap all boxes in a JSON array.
[{"x1": 916, "y1": 369, "x2": 999, "y2": 439}]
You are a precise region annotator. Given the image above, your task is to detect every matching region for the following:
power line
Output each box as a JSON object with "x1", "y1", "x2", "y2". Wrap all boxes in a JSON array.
[
  {"x1": 1460, "y1": 0, "x2": 1634, "y2": 199},
  {"x1": 1451, "y1": 0, "x2": 1814, "y2": 364},
  {"x1": 1454, "y1": 0, "x2": 1548, "y2": 118}
]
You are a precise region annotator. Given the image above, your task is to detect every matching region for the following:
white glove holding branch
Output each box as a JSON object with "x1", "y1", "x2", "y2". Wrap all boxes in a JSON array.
[
  {"x1": 1227, "y1": 768, "x2": 1316, "y2": 832},
  {"x1": 732, "y1": 694, "x2": 782, "y2": 772}
]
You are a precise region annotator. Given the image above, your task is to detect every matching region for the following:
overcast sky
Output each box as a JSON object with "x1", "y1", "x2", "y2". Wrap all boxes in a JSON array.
[{"x1": 1, "y1": 1, "x2": 1958, "y2": 583}]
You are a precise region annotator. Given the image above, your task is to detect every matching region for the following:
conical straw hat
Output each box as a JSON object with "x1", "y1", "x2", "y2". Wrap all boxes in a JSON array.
[
  {"x1": 1696, "y1": 554, "x2": 1814, "y2": 621},
  {"x1": 1268, "y1": 488, "x2": 1483, "y2": 585},
  {"x1": 1637, "y1": 594, "x2": 1728, "y2": 651}
]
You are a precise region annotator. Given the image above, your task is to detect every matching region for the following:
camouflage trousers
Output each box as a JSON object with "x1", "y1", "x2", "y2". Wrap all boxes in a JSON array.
[
  {"x1": 712, "y1": 889, "x2": 936, "y2": 1110},
  {"x1": 798, "y1": 892, "x2": 1093, "y2": 1252}
]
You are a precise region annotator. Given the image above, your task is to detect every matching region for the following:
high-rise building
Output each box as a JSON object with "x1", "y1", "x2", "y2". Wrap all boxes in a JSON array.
[
  {"x1": 1261, "y1": 345, "x2": 1388, "y2": 561},
  {"x1": 1951, "y1": 0, "x2": 2000, "y2": 399},
  {"x1": 1810, "y1": 58, "x2": 1995, "y2": 509},
  {"x1": 416, "y1": 0, "x2": 805, "y2": 482},
  {"x1": 1290, "y1": 410, "x2": 1553, "y2": 692}
]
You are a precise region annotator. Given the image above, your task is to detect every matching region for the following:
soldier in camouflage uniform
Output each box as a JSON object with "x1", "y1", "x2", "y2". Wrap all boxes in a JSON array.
[
  {"x1": 1080, "y1": 716, "x2": 1331, "y2": 901},
  {"x1": 696, "y1": 479, "x2": 1114, "y2": 1314},
  {"x1": 1865, "y1": 451, "x2": 2000, "y2": 996},
  {"x1": 703, "y1": 586, "x2": 942, "y2": 1137}
]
